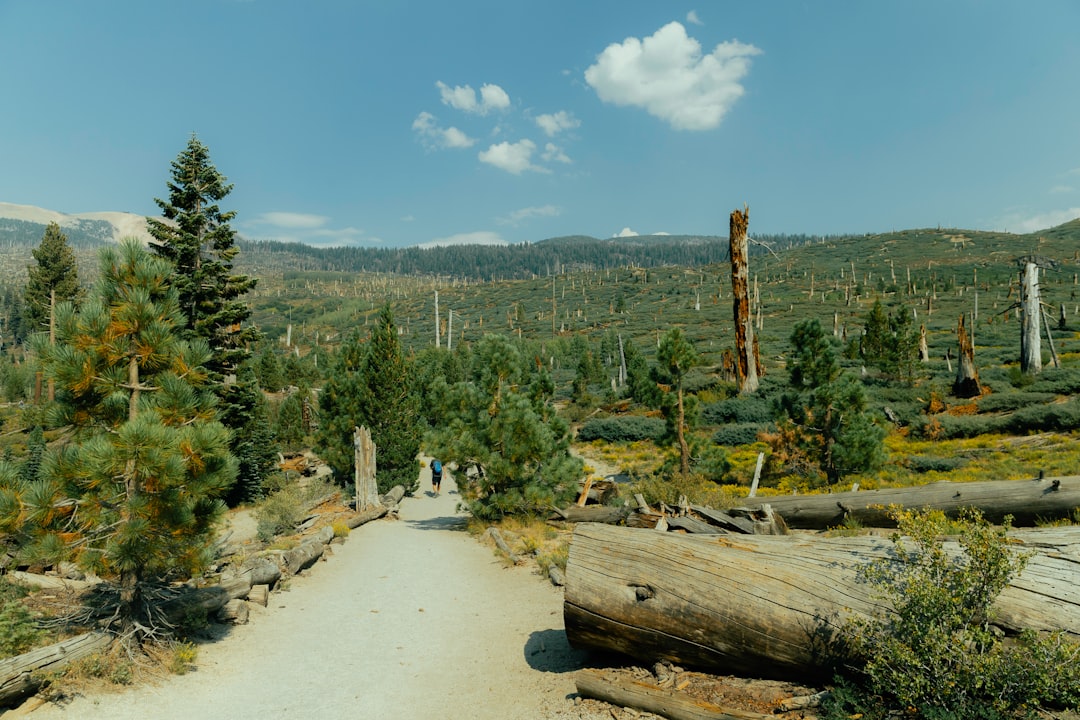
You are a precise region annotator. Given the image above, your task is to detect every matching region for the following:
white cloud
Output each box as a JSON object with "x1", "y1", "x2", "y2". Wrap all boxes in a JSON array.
[
  {"x1": 498, "y1": 205, "x2": 561, "y2": 226},
  {"x1": 584, "y1": 21, "x2": 761, "y2": 131},
  {"x1": 1050, "y1": 184, "x2": 1074, "y2": 194},
  {"x1": 614, "y1": 227, "x2": 639, "y2": 237},
  {"x1": 437, "y1": 81, "x2": 510, "y2": 115},
  {"x1": 401, "y1": 215, "x2": 415, "y2": 222},
  {"x1": 412, "y1": 111, "x2": 476, "y2": 149},
  {"x1": 998, "y1": 207, "x2": 1080, "y2": 233},
  {"x1": 251, "y1": 211, "x2": 328, "y2": 229},
  {"x1": 535, "y1": 110, "x2": 580, "y2": 137},
  {"x1": 687, "y1": 10, "x2": 703, "y2": 25},
  {"x1": 542, "y1": 142, "x2": 572, "y2": 164},
  {"x1": 479, "y1": 139, "x2": 548, "y2": 174},
  {"x1": 417, "y1": 231, "x2": 509, "y2": 248}
]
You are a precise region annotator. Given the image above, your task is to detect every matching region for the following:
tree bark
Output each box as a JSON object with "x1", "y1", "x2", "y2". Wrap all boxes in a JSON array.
[
  {"x1": 729, "y1": 206, "x2": 759, "y2": 394},
  {"x1": 564, "y1": 523, "x2": 1080, "y2": 682},
  {"x1": 953, "y1": 313, "x2": 981, "y2": 398},
  {"x1": 575, "y1": 668, "x2": 773, "y2": 720},
  {"x1": 738, "y1": 475, "x2": 1080, "y2": 529},
  {"x1": 1020, "y1": 262, "x2": 1042, "y2": 374},
  {"x1": 0, "y1": 632, "x2": 113, "y2": 706},
  {"x1": 354, "y1": 426, "x2": 379, "y2": 511}
]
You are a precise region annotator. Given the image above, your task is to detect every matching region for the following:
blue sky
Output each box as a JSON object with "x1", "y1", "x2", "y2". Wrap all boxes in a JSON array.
[{"x1": 1, "y1": 1, "x2": 1078, "y2": 248}]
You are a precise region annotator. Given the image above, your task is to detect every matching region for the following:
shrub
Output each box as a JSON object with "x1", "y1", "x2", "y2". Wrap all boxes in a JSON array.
[
  {"x1": 906, "y1": 455, "x2": 966, "y2": 474},
  {"x1": 255, "y1": 487, "x2": 305, "y2": 541},
  {"x1": 701, "y1": 396, "x2": 774, "y2": 425},
  {"x1": 1028, "y1": 367, "x2": 1080, "y2": 395},
  {"x1": 827, "y1": 508, "x2": 1080, "y2": 719},
  {"x1": 0, "y1": 599, "x2": 43, "y2": 657},
  {"x1": 711, "y1": 423, "x2": 771, "y2": 447},
  {"x1": 577, "y1": 416, "x2": 666, "y2": 443},
  {"x1": 976, "y1": 392, "x2": 1056, "y2": 414}
]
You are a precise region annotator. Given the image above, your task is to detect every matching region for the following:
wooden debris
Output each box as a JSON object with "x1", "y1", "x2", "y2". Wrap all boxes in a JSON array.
[{"x1": 576, "y1": 668, "x2": 773, "y2": 720}]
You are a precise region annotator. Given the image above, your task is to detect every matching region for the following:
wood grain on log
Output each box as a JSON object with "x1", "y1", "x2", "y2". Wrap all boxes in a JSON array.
[
  {"x1": 485, "y1": 527, "x2": 520, "y2": 564},
  {"x1": 552, "y1": 505, "x2": 630, "y2": 525},
  {"x1": 248, "y1": 584, "x2": 270, "y2": 607},
  {"x1": 575, "y1": 668, "x2": 773, "y2": 720},
  {"x1": 0, "y1": 632, "x2": 112, "y2": 706},
  {"x1": 217, "y1": 599, "x2": 250, "y2": 625},
  {"x1": 346, "y1": 504, "x2": 389, "y2": 529},
  {"x1": 740, "y1": 476, "x2": 1080, "y2": 529},
  {"x1": 281, "y1": 540, "x2": 325, "y2": 575},
  {"x1": 564, "y1": 523, "x2": 1080, "y2": 682}
]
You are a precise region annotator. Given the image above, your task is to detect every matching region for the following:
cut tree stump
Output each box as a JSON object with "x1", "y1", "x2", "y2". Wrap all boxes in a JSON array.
[
  {"x1": 248, "y1": 584, "x2": 270, "y2": 607},
  {"x1": 575, "y1": 668, "x2": 773, "y2": 720},
  {"x1": 739, "y1": 475, "x2": 1080, "y2": 529},
  {"x1": 564, "y1": 523, "x2": 1080, "y2": 682}
]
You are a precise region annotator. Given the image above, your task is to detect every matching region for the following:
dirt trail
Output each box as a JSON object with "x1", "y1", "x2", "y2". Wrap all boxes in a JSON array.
[{"x1": 30, "y1": 470, "x2": 594, "y2": 720}]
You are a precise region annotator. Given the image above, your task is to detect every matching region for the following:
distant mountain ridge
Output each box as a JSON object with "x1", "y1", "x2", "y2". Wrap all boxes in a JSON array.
[{"x1": 0, "y1": 202, "x2": 154, "y2": 246}]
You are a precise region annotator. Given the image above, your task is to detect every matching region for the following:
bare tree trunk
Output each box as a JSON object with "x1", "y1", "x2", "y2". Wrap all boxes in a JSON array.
[
  {"x1": 677, "y1": 386, "x2": 690, "y2": 475},
  {"x1": 1020, "y1": 262, "x2": 1041, "y2": 374},
  {"x1": 434, "y1": 290, "x2": 440, "y2": 348},
  {"x1": 729, "y1": 206, "x2": 758, "y2": 393},
  {"x1": 953, "y1": 314, "x2": 981, "y2": 398},
  {"x1": 354, "y1": 425, "x2": 379, "y2": 510},
  {"x1": 47, "y1": 289, "x2": 55, "y2": 402}
]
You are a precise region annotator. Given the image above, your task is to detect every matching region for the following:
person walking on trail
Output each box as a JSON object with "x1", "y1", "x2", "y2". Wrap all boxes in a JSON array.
[{"x1": 431, "y1": 459, "x2": 443, "y2": 496}]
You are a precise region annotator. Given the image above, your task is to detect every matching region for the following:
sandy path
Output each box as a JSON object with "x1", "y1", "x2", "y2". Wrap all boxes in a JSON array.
[{"x1": 31, "y1": 471, "x2": 592, "y2": 720}]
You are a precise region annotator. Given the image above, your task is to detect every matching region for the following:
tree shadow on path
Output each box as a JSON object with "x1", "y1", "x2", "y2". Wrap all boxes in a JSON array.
[
  {"x1": 525, "y1": 628, "x2": 591, "y2": 673},
  {"x1": 405, "y1": 515, "x2": 469, "y2": 531}
]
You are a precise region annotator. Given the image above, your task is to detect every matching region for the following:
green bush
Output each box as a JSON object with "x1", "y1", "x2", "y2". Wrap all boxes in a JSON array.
[
  {"x1": 1002, "y1": 397, "x2": 1080, "y2": 434},
  {"x1": 976, "y1": 392, "x2": 1056, "y2": 414},
  {"x1": 255, "y1": 486, "x2": 306, "y2": 541},
  {"x1": 711, "y1": 422, "x2": 771, "y2": 447},
  {"x1": 826, "y1": 508, "x2": 1080, "y2": 719},
  {"x1": 577, "y1": 416, "x2": 666, "y2": 443},
  {"x1": 1028, "y1": 367, "x2": 1080, "y2": 395},
  {"x1": 701, "y1": 396, "x2": 774, "y2": 425},
  {"x1": 0, "y1": 599, "x2": 43, "y2": 658}
]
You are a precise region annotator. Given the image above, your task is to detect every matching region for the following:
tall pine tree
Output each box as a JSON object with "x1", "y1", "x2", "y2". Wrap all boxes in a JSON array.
[
  {"x1": 23, "y1": 222, "x2": 82, "y2": 336},
  {"x1": 147, "y1": 135, "x2": 259, "y2": 379},
  {"x1": 148, "y1": 135, "x2": 267, "y2": 502},
  {"x1": 317, "y1": 306, "x2": 421, "y2": 494},
  {"x1": 23, "y1": 240, "x2": 236, "y2": 628}
]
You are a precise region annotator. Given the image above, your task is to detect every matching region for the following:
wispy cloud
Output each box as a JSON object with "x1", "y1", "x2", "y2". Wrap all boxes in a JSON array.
[
  {"x1": 412, "y1": 112, "x2": 476, "y2": 150},
  {"x1": 479, "y1": 139, "x2": 549, "y2": 175},
  {"x1": 1050, "y1": 184, "x2": 1074, "y2": 194},
  {"x1": 497, "y1": 205, "x2": 561, "y2": 226},
  {"x1": 686, "y1": 10, "x2": 703, "y2": 25},
  {"x1": 541, "y1": 142, "x2": 572, "y2": 164},
  {"x1": 417, "y1": 230, "x2": 509, "y2": 248},
  {"x1": 436, "y1": 81, "x2": 511, "y2": 115},
  {"x1": 243, "y1": 212, "x2": 369, "y2": 247},
  {"x1": 250, "y1": 211, "x2": 329, "y2": 229},
  {"x1": 585, "y1": 21, "x2": 761, "y2": 131},
  {"x1": 535, "y1": 110, "x2": 580, "y2": 137},
  {"x1": 997, "y1": 207, "x2": 1080, "y2": 234}
]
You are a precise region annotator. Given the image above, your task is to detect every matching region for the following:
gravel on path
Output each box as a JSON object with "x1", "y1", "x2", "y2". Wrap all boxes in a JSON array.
[{"x1": 29, "y1": 471, "x2": 596, "y2": 720}]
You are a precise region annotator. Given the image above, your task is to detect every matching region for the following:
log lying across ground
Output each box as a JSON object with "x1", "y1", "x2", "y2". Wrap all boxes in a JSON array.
[
  {"x1": 564, "y1": 523, "x2": 1080, "y2": 682},
  {"x1": 0, "y1": 632, "x2": 112, "y2": 706},
  {"x1": 739, "y1": 475, "x2": 1080, "y2": 529},
  {"x1": 576, "y1": 668, "x2": 772, "y2": 720}
]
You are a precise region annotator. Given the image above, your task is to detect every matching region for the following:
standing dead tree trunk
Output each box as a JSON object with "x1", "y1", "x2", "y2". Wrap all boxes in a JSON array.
[
  {"x1": 354, "y1": 425, "x2": 378, "y2": 511},
  {"x1": 729, "y1": 205, "x2": 759, "y2": 393},
  {"x1": 953, "y1": 313, "x2": 981, "y2": 398},
  {"x1": 1020, "y1": 261, "x2": 1042, "y2": 374}
]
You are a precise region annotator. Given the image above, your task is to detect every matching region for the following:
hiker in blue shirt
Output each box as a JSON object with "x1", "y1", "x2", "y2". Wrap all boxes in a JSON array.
[{"x1": 431, "y1": 459, "x2": 443, "y2": 496}]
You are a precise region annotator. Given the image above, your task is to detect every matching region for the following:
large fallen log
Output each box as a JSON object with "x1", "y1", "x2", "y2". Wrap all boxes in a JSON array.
[
  {"x1": 551, "y1": 505, "x2": 631, "y2": 525},
  {"x1": 564, "y1": 523, "x2": 1080, "y2": 682},
  {"x1": 740, "y1": 475, "x2": 1080, "y2": 529},
  {"x1": 575, "y1": 668, "x2": 772, "y2": 720},
  {"x1": 0, "y1": 632, "x2": 112, "y2": 706}
]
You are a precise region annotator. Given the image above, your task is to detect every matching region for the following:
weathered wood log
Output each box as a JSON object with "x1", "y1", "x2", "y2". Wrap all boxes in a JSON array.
[
  {"x1": 381, "y1": 484, "x2": 405, "y2": 507},
  {"x1": 485, "y1": 527, "x2": 521, "y2": 564},
  {"x1": 689, "y1": 506, "x2": 755, "y2": 534},
  {"x1": 665, "y1": 515, "x2": 722, "y2": 535},
  {"x1": 248, "y1": 584, "x2": 270, "y2": 607},
  {"x1": 548, "y1": 566, "x2": 566, "y2": 587},
  {"x1": 160, "y1": 586, "x2": 230, "y2": 625},
  {"x1": 564, "y1": 523, "x2": 1080, "y2": 682},
  {"x1": 311, "y1": 525, "x2": 335, "y2": 545},
  {"x1": 216, "y1": 599, "x2": 250, "y2": 625},
  {"x1": 575, "y1": 668, "x2": 772, "y2": 720},
  {"x1": 6, "y1": 571, "x2": 99, "y2": 593},
  {"x1": 627, "y1": 511, "x2": 664, "y2": 529},
  {"x1": 239, "y1": 556, "x2": 282, "y2": 588},
  {"x1": 281, "y1": 540, "x2": 325, "y2": 575},
  {"x1": 551, "y1": 505, "x2": 630, "y2": 525},
  {"x1": 740, "y1": 475, "x2": 1080, "y2": 529},
  {"x1": 346, "y1": 504, "x2": 389, "y2": 529},
  {"x1": 219, "y1": 574, "x2": 253, "y2": 600},
  {"x1": 0, "y1": 631, "x2": 113, "y2": 706}
]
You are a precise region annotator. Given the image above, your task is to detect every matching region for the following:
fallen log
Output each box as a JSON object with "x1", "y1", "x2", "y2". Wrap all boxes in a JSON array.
[
  {"x1": 248, "y1": 584, "x2": 270, "y2": 607},
  {"x1": 216, "y1": 599, "x2": 250, "y2": 625},
  {"x1": 551, "y1": 505, "x2": 630, "y2": 525},
  {"x1": 381, "y1": 484, "x2": 405, "y2": 506},
  {"x1": 485, "y1": 527, "x2": 521, "y2": 564},
  {"x1": 0, "y1": 632, "x2": 113, "y2": 707},
  {"x1": 346, "y1": 504, "x2": 389, "y2": 529},
  {"x1": 564, "y1": 523, "x2": 1080, "y2": 682},
  {"x1": 239, "y1": 556, "x2": 282, "y2": 588},
  {"x1": 281, "y1": 540, "x2": 325, "y2": 575},
  {"x1": 740, "y1": 475, "x2": 1080, "y2": 529},
  {"x1": 575, "y1": 668, "x2": 772, "y2": 720}
]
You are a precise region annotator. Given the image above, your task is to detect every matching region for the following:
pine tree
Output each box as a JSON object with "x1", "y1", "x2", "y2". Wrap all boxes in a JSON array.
[
  {"x1": 317, "y1": 306, "x2": 422, "y2": 494},
  {"x1": 23, "y1": 240, "x2": 236, "y2": 628},
  {"x1": 148, "y1": 135, "x2": 266, "y2": 502},
  {"x1": 147, "y1": 135, "x2": 259, "y2": 379},
  {"x1": 657, "y1": 327, "x2": 699, "y2": 475},
  {"x1": 425, "y1": 333, "x2": 582, "y2": 520},
  {"x1": 22, "y1": 222, "x2": 82, "y2": 337}
]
